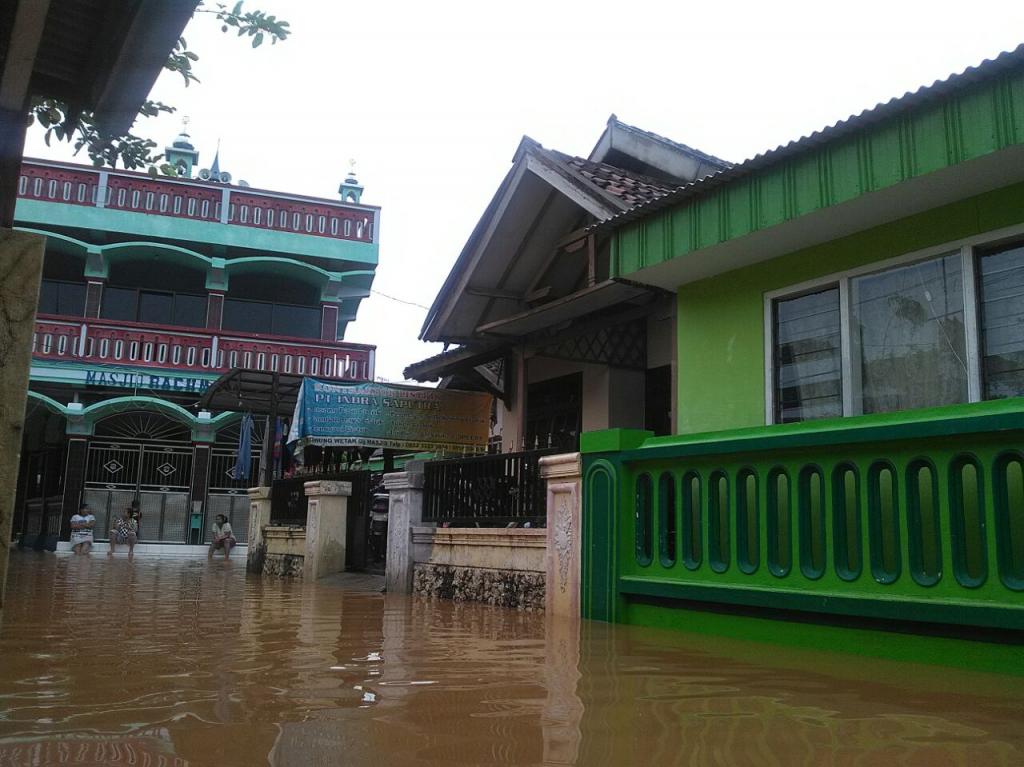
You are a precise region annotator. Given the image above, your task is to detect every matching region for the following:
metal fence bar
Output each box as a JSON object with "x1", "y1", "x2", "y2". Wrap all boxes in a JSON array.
[{"x1": 422, "y1": 448, "x2": 559, "y2": 527}]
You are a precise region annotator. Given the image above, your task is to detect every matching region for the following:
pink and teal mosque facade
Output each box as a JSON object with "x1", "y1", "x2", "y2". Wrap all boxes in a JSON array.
[{"x1": 14, "y1": 131, "x2": 378, "y2": 547}]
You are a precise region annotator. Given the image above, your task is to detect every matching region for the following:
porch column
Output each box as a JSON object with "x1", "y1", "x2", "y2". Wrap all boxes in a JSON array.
[
  {"x1": 58, "y1": 438, "x2": 88, "y2": 541},
  {"x1": 246, "y1": 486, "x2": 272, "y2": 574},
  {"x1": 321, "y1": 303, "x2": 339, "y2": 341},
  {"x1": 84, "y1": 280, "x2": 104, "y2": 318},
  {"x1": 303, "y1": 480, "x2": 350, "y2": 580},
  {"x1": 190, "y1": 444, "x2": 212, "y2": 545},
  {"x1": 206, "y1": 291, "x2": 224, "y2": 330},
  {"x1": 383, "y1": 463, "x2": 425, "y2": 594},
  {"x1": 540, "y1": 452, "x2": 583, "y2": 618},
  {"x1": 0, "y1": 230, "x2": 45, "y2": 619}
]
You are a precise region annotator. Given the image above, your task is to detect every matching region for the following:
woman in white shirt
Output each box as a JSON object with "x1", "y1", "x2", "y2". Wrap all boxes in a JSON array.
[
  {"x1": 69, "y1": 503, "x2": 95, "y2": 555},
  {"x1": 208, "y1": 514, "x2": 236, "y2": 559}
]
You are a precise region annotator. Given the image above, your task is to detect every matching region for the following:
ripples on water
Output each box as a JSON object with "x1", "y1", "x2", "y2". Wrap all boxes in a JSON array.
[{"x1": 0, "y1": 553, "x2": 1022, "y2": 766}]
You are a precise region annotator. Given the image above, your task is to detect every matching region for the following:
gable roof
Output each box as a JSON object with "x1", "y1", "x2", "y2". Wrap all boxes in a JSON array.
[
  {"x1": 419, "y1": 125, "x2": 726, "y2": 342},
  {"x1": 587, "y1": 44, "x2": 1024, "y2": 239}
]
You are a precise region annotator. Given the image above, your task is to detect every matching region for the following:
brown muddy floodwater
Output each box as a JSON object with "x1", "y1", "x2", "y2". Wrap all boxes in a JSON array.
[{"x1": 1, "y1": 553, "x2": 1023, "y2": 767}]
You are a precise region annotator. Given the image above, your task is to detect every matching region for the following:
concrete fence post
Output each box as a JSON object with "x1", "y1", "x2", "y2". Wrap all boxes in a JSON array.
[
  {"x1": 303, "y1": 480, "x2": 351, "y2": 580},
  {"x1": 540, "y1": 452, "x2": 583, "y2": 618},
  {"x1": 246, "y1": 486, "x2": 273, "y2": 573},
  {"x1": 384, "y1": 462, "x2": 425, "y2": 594}
]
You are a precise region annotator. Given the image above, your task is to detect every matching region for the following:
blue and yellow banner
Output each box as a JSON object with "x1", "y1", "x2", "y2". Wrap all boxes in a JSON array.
[{"x1": 287, "y1": 378, "x2": 491, "y2": 453}]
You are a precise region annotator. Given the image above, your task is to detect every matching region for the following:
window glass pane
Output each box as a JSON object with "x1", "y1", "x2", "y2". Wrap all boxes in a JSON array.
[
  {"x1": 137, "y1": 291, "x2": 174, "y2": 325},
  {"x1": 774, "y1": 288, "x2": 842, "y2": 423},
  {"x1": 100, "y1": 286, "x2": 138, "y2": 321},
  {"x1": 57, "y1": 282, "x2": 86, "y2": 316},
  {"x1": 852, "y1": 254, "x2": 967, "y2": 414},
  {"x1": 979, "y1": 241, "x2": 1024, "y2": 399},
  {"x1": 37, "y1": 280, "x2": 59, "y2": 314},
  {"x1": 173, "y1": 294, "x2": 207, "y2": 328},
  {"x1": 222, "y1": 298, "x2": 273, "y2": 334},
  {"x1": 272, "y1": 303, "x2": 322, "y2": 339}
]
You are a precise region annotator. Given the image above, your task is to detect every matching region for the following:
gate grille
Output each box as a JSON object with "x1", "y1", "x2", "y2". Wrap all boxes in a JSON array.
[
  {"x1": 84, "y1": 441, "x2": 194, "y2": 544},
  {"x1": 206, "y1": 447, "x2": 262, "y2": 544}
]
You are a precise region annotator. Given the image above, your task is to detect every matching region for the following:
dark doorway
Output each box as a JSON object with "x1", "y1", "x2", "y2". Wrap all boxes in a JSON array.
[
  {"x1": 525, "y1": 373, "x2": 582, "y2": 451},
  {"x1": 645, "y1": 365, "x2": 672, "y2": 436}
]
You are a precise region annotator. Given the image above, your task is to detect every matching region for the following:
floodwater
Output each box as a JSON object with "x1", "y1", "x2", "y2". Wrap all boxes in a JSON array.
[{"x1": 1, "y1": 554, "x2": 1023, "y2": 767}]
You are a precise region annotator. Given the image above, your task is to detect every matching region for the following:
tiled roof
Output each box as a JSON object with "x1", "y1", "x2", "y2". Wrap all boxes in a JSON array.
[
  {"x1": 553, "y1": 152, "x2": 675, "y2": 208},
  {"x1": 587, "y1": 43, "x2": 1024, "y2": 237}
]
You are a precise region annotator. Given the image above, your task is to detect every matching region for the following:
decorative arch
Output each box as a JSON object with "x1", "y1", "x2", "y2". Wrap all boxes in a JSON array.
[
  {"x1": 102, "y1": 241, "x2": 212, "y2": 272},
  {"x1": 25, "y1": 390, "x2": 69, "y2": 417},
  {"x1": 225, "y1": 256, "x2": 332, "y2": 287},
  {"x1": 16, "y1": 228, "x2": 92, "y2": 259},
  {"x1": 93, "y1": 410, "x2": 192, "y2": 442},
  {"x1": 81, "y1": 396, "x2": 197, "y2": 429}
]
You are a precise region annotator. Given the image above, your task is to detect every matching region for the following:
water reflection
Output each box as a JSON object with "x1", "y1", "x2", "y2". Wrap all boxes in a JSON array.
[{"x1": 0, "y1": 553, "x2": 1022, "y2": 766}]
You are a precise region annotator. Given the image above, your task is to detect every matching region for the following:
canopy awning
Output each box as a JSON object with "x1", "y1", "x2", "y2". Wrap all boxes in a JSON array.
[
  {"x1": 198, "y1": 369, "x2": 305, "y2": 417},
  {"x1": 475, "y1": 279, "x2": 652, "y2": 337}
]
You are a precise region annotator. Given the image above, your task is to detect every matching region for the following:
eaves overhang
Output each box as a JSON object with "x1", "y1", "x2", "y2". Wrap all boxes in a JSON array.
[
  {"x1": 590, "y1": 44, "x2": 1024, "y2": 249},
  {"x1": 618, "y1": 143, "x2": 1024, "y2": 291},
  {"x1": 404, "y1": 344, "x2": 507, "y2": 383},
  {"x1": 419, "y1": 142, "x2": 626, "y2": 344},
  {"x1": 474, "y1": 279, "x2": 654, "y2": 337}
]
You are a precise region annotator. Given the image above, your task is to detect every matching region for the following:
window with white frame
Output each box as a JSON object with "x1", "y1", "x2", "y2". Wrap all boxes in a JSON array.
[{"x1": 769, "y1": 234, "x2": 1024, "y2": 424}]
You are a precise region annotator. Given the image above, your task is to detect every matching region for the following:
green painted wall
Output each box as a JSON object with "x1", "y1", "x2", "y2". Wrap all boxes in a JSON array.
[
  {"x1": 677, "y1": 181, "x2": 1024, "y2": 434},
  {"x1": 613, "y1": 68, "x2": 1024, "y2": 276}
]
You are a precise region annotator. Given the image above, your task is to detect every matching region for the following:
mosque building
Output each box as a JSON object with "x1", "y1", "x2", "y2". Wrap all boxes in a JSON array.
[{"x1": 13, "y1": 129, "x2": 378, "y2": 547}]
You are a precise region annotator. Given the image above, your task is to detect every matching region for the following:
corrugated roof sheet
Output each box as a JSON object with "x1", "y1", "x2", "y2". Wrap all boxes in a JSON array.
[{"x1": 587, "y1": 43, "x2": 1024, "y2": 237}]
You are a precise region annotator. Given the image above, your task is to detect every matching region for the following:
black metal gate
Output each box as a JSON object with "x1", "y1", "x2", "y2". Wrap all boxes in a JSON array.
[
  {"x1": 267, "y1": 471, "x2": 378, "y2": 571},
  {"x1": 205, "y1": 447, "x2": 262, "y2": 545},
  {"x1": 18, "y1": 449, "x2": 63, "y2": 545},
  {"x1": 83, "y1": 441, "x2": 194, "y2": 543}
]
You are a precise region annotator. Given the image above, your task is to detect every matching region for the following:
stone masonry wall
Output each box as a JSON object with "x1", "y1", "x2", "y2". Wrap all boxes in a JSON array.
[
  {"x1": 413, "y1": 563, "x2": 545, "y2": 611},
  {"x1": 262, "y1": 553, "x2": 304, "y2": 578}
]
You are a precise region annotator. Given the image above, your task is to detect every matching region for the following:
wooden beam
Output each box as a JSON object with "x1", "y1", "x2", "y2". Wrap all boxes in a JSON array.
[
  {"x1": 523, "y1": 285, "x2": 552, "y2": 303},
  {"x1": 465, "y1": 287, "x2": 524, "y2": 301},
  {"x1": 0, "y1": 0, "x2": 50, "y2": 228},
  {"x1": 586, "y1": 234, "x2": 597, "y2": 287},
  {"x1": 0, "y1": 0, "x2": 50, "y2": 110},
  {"x1": 555, "y1": 226, "x2": 590, "y2": 249}
]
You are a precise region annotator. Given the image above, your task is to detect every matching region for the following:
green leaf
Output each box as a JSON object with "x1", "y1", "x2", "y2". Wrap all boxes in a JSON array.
[
  {"x1": 232, "y1": 1, "x2": 243, "y2": 15},
  {"x1": 252, "y1": 31, "x2": 263, "y2": 47}
]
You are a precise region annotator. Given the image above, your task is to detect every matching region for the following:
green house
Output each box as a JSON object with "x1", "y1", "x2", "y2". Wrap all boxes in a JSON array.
[{"x1": 581, "y1": 45, "x2": 1024, "y2": 635}]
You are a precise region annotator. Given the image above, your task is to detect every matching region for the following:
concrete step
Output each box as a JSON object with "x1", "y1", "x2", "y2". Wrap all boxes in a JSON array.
[{"x1": 56, "y1": 541, "x2": 248, "y2": 558}]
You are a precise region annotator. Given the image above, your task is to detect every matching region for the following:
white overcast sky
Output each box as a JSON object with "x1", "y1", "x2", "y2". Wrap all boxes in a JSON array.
[{"x1": 22, "y1": 0, "x2": 1024, "y2": 382}]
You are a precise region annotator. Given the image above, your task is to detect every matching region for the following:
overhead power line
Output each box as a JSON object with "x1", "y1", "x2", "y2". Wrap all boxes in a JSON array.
[{"x1": 370, "y1": 289, "x2": 430, "y2": 310}]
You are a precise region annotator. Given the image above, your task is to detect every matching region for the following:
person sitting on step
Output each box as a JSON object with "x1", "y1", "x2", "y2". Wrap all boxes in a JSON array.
[
  {"x1": 208, "y1": 514, "x2": 236, "y2": 560},
  {"x1": 108, "y1": 507, "x2": 139, "y2": 560}
]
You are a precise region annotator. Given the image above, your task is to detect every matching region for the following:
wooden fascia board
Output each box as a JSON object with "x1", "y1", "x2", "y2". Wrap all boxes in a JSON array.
[
  {"x1": 524, "y1": 151, "x2": 627, "y2": 219},
  {"x1": 422, "y1": 158, "x2": 532, "y2": 342}
]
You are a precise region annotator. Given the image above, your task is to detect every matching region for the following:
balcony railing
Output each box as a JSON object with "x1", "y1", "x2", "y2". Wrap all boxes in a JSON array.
[
  {"x1": 32, "y1": 315, "x2": 375, "y2": 381},
  {"x1": 581, "y1": 400, "x2": 1024, "y2": 631},
  {"x1": 17, "y1": 160, "x2": 377, "y2": 244}
]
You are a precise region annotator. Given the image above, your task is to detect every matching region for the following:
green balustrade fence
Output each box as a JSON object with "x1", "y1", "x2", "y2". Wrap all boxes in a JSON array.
[{"x1": 582, "y1": 401, "x2": 1024, "y2": 631}]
